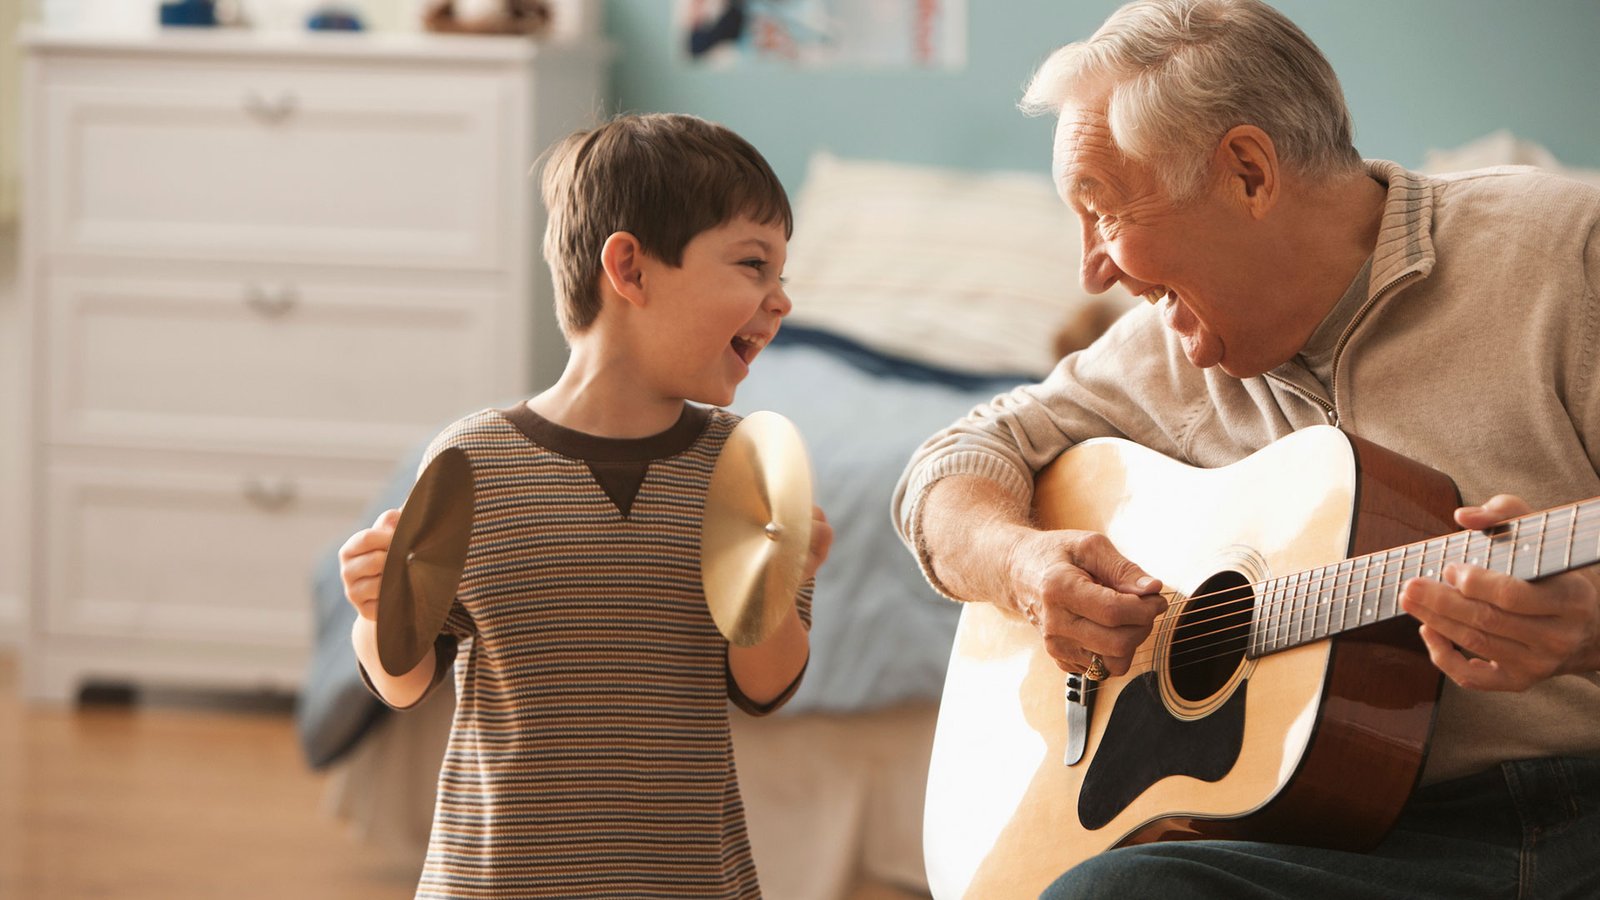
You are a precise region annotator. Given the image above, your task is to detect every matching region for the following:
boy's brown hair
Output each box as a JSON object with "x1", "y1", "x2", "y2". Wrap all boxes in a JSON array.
[{"x1": 540, "y1": 113, "x2": 793, "y2": 336}]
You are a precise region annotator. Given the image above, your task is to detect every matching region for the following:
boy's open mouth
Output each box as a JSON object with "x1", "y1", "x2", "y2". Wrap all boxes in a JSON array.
[{"x1": 731, "y1": 333, "x2": 769, "y2": 365}]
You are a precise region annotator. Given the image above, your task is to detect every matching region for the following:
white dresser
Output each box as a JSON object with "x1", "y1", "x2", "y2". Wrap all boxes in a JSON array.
[{"x1": 16, "y1": 28, "x2": 606, "y2": 702}]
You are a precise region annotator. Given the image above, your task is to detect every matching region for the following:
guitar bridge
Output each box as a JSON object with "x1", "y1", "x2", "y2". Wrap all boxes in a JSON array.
[{"x1": 1063, "y1": 672, "x2": 1096, "y2": 766}]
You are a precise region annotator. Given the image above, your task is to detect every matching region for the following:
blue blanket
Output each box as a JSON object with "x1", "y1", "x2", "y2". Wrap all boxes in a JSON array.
[{"x1": 295, "y1": 326, "x2": 1028, "y2": 768}]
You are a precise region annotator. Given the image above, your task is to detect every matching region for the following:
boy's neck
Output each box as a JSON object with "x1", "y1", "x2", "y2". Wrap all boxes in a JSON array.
[{"x1": 528, "y1": 346, "x2": 688, "y2": 439}]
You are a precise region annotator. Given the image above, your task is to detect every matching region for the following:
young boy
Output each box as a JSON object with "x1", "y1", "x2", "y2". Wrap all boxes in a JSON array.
[{"x1": 337, "y1": 113, "x2": 832, "y2": 898}]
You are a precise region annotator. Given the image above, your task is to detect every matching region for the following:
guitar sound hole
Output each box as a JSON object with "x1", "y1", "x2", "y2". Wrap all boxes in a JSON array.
[{"x1": 1169, "y1": 570, "x2": 1253, "y2": 703}]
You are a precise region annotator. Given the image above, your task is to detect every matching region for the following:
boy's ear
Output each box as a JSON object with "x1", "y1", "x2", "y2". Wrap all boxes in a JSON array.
[{"x1": 600, "y1": 231, "x2": 649, "y2": 308}]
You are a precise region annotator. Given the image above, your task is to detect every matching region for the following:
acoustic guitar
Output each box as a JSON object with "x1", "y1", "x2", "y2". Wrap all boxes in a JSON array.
[{"x1": 923, "y1": 425, "x2": 1600, "y2": 899}]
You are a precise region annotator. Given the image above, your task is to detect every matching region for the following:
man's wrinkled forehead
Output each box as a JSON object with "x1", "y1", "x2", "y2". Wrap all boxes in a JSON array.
[{"x1": 1050, "y1": 107, "x2": 1122, "y2": 205}]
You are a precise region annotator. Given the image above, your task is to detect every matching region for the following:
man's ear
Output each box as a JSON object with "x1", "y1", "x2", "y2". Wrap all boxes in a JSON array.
[
  {"x1": 600, "y1": 231, "x2": 648, "y2": 308},
  {"x1": 1213, "y1": 125, "x2": 1278, "y2": 218}
]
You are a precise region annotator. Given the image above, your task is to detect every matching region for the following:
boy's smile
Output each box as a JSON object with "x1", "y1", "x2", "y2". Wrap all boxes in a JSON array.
[{"x1": 730, "y1": 331, "x2": 771, "y2": 367}]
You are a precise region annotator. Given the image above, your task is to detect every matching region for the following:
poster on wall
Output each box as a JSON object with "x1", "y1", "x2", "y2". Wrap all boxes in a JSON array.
[{"x1": 678, "y1": 0, "x2": 967, "y2": 70}]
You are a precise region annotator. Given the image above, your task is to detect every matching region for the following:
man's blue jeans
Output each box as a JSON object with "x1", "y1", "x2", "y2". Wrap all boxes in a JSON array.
[{"x1": 1040, "y1": 756, "x2": 1600, "y2": 899}]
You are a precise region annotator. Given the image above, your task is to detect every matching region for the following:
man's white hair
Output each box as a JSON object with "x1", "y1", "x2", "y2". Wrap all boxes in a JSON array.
[{"x1": 1022, "y1": 0, "x2": 1362, "y2": 200}]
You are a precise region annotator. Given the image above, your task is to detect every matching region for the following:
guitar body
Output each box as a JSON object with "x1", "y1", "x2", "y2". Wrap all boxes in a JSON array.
[{"x1": 924, "y1": 426, "x2": 1461, "y2": 899}]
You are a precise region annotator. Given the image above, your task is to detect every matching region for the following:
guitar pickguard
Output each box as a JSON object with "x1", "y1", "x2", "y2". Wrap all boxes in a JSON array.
[{"x1": 1077, "y1": 672, "x2": 1247, "y2": 830}]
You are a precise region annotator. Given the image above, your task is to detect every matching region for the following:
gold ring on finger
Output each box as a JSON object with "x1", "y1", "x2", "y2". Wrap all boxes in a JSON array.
[{"x1": 1085, "y1": 653, "x2": 1108, "y2": 682}]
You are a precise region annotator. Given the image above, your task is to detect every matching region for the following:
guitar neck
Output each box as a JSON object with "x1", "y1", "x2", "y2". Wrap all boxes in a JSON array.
[{"x1": 1251, "y1": 497, "x2": 1600, "y2": 657}]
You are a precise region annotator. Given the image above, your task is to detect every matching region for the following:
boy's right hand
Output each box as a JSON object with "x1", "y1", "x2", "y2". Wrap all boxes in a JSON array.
[{"x1": 339, "y1": 508, "x2": 401, "y2": 621}]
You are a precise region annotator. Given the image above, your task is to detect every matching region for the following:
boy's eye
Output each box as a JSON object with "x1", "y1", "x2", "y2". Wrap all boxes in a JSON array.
[{"x1": 740, "y1": 258, "x2": 785, "y2": 285}]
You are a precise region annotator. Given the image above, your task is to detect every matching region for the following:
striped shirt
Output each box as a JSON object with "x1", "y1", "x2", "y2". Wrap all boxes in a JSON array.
[{"x1": 368, "y1": 403, "x2": 811, "y2": 899}]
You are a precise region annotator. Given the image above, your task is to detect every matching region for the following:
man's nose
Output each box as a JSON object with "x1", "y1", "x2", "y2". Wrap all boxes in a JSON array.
[{"x1": 1079, "y1": 228, "x2": 1120, "y2": 296}]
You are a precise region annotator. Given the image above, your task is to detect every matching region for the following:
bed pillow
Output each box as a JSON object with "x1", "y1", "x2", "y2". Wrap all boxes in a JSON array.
[
  {"x1": 1422, "y1": 130, "x2": 1600, "y2": 187},
  {"x1": 781, "y1": 152, "x2": 1129, "y2": 378}
]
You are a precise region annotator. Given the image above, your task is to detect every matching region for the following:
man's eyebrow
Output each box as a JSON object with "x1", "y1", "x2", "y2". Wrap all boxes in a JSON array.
[{"x1": 1064, "y1": 175, "x2": 1111, "y2": 205}]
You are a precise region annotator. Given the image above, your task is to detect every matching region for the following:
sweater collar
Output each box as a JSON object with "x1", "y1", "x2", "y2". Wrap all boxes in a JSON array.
[
  {"x1": 498, "y1": 402, "x2": 711, "y2": 463},
  {"x1": 1364, "y1": 159, "x2": 1437, "y2": 301},
  {"x1": 1267, "y1": 160, "x2": 1437, "y2": 389}
]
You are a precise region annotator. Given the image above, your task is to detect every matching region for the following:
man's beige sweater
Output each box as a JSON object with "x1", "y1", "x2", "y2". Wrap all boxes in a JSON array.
[{"x1": 894, "y1": 161, "x2": 1600, "y2": 784}]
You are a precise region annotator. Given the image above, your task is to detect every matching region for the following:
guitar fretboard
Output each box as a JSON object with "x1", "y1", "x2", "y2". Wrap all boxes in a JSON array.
[{"x1": 1249, "y1": 497, "x2": 1600, "y2": 657}]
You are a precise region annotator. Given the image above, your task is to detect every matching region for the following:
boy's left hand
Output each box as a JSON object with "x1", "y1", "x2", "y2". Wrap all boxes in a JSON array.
[{"x1": 803, "y1": 505, "x2": 833, "y2": 583}]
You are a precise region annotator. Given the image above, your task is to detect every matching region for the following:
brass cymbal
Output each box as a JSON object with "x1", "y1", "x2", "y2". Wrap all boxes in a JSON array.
[
  {"x1": 702, "y1": 411, "x2": 814, "y2": 647},
  {"x1": 376, "y1": 446, "x2": 475, "y2": 677}
]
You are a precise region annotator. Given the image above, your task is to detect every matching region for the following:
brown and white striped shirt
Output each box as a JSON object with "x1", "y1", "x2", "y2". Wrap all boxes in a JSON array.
[{"x1": 369, "y1": 403, "x2": 811, "y2": 899}]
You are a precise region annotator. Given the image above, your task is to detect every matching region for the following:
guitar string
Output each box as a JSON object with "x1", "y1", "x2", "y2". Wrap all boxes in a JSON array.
[
  {"x1": 1124, "y1": 588, "x2": 1455, "y2": 678},
  {"x1": 1120, "y1": 545, "x2": 1600, "y2": 679},
  {"x1": 1118, "y1": 505, "x2": 1598, "y2": 622},
  {"x1": 1086, "y1": 518, "x2": 1600, "y2": 675},
  {"x1": 1138, "y1": 556, "x2": 1555, "y2": 673},
  {"x1": 1111, "y1": 513, "x2": 1600, "y2": 645},
  {"x1": 1146, "y1": 529, "x2": 1600, "y2": 664},
  {"x1": 1124, "y1": 640, "x2": 1258, "y2": 679},
  {"x1": 1129, "y1": 624, "x2": 1398, "y2": 678}
]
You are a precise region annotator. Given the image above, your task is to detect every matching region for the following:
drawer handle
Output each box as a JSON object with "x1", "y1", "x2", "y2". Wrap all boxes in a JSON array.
[
  {"x1": 243, "y1": 90, "x2": 299, "y2": 124},
  {"x1": 245, "y1": 284, "x2": 298, "y2": 318},
  {"x1": 243, "y1": 477, "x2": 298, "y2": 511}
]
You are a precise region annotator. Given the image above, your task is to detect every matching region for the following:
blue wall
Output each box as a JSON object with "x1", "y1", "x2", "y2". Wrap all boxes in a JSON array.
[{"x1": 602, "y1": 0, "x2": 1600, "y2": 190}]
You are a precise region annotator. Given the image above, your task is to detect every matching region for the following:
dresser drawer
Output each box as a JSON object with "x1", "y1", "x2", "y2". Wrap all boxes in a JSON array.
[
  {"x1": 45, "y1": 274, "x2": 509, "y2": 457},
  {"x1": 39, "y1": 58, "x2": 509, "y2": 269},
  {"x1": 42, "y1": 455, "x2": 389, "y2": 648}
]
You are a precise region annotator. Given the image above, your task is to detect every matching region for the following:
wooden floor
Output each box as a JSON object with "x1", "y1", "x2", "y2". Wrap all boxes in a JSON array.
[
  {"x1": 0, "y1": 652, "x2": 419, "y2": 899},
  {"x1": 0, "y1": 652, "x2": 927, "y2": 899}
]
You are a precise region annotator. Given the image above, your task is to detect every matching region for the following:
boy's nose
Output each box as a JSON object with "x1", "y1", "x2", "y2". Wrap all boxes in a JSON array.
[{"x1": 766, "y1": 283, "x2": 793, "y2": 317}]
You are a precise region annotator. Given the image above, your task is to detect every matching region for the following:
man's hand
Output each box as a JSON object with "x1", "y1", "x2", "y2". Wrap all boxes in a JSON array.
[
  {"x1": 1400, "y1": 494, "x2": 1600, "y2": 691},
  {"x1": 339, "y1": 508, "x2": 400, "y2": 621},
  {"x1": 1006, "y1": 528, "x2": 1167, "y2": 677}
]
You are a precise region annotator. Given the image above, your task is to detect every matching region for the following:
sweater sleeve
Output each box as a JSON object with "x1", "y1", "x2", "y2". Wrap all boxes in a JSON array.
[
  {"x1": 890, "y1": 304, "x2": 1210, "y2": 600},
  {"x1": 725, "y1": 580, "x2": 813, "y2": 716},
  {"x1": 1578, "y1": 215, "x2": 1600, "y2": 476},
  {"x1": 357, "y1": 633, "x2": 459, "y2": 711}
]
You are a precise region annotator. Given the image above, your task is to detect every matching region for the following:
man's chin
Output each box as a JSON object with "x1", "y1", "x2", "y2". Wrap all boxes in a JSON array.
[{"x1": 1181, "y1": 337, "x2": 1224, "y2": 371}]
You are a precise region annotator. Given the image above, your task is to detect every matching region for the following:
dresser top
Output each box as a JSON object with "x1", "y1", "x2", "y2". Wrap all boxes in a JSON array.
[{"x1": 19, "y1": 25, "x2": 609, "y2": 65}]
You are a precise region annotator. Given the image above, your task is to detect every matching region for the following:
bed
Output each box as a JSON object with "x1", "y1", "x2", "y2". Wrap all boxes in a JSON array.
[{"x1": 294, "y1": 151, "x2": 1132, "y2": 899}]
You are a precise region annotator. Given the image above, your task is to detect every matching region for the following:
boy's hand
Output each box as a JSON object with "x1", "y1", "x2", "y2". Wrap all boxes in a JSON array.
[
  {"x1": 339, "y1": 508, "x2": 400, "y2": 621},
  {"x1": 803, "y1": 505, "x2": 833, "y2": 583}
]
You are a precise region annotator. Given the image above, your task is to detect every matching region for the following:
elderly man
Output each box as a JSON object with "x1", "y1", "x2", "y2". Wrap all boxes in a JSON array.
[{"x1": 894, "y1": 0, "x2": 1600, "y2": 897}]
